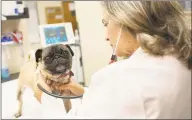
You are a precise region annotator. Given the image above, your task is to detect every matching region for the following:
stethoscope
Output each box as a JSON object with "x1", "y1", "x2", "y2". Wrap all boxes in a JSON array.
[
  {"x1": 37, "y1": 84, "x2": 83, "y2": 99},
  {"x1": 37, "y1": 25, "x2": 123, "y2": 99},
  {"x1": 109, "y1": 25, "x2": 123, "y2": 64},
  {"x1": 37, "y1": 70, "x2": 83, "y2": 99}
]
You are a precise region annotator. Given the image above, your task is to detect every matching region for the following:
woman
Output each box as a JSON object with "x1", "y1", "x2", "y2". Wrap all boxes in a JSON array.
[{"x1": 39, "y1": 1, "x2": 191, "y2": 119}]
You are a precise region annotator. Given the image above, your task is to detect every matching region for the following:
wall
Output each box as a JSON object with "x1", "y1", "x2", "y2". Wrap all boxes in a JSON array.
[{"x1": 75, "y1": 1, "x2": 112, "y2": 85}]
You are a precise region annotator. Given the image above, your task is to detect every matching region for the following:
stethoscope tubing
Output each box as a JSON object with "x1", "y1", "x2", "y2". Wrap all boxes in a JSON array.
[{"x1": 37, "y1": 84, "x2": 83, "y2": 99}]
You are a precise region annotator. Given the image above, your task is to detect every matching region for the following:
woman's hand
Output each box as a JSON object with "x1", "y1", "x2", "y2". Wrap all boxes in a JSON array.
[
  {"x1": 37, "y1": 71, "x2": 85, "y2": 96},
  {"x1": 45, "y1": 78, "x2": 85, "y2": 96},
  {"x1": 60, "y1": 79, "x2": 85, "y2": 96}
]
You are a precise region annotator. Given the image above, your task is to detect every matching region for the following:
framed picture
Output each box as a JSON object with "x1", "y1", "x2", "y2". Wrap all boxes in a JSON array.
[{"x1": 39, "y1": 22, "x2": 75, "y2": 47}]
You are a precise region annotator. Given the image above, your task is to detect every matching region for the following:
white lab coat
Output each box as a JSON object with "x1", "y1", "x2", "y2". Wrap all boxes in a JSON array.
[{"x1": 67, "y1": 47, "x2": 191, "y2": 119}]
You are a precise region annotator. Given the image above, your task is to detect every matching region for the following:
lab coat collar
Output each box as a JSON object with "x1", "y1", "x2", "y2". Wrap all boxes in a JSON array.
[{"x1": 117, "y1": 47, "x2": 147, "y2": 65}]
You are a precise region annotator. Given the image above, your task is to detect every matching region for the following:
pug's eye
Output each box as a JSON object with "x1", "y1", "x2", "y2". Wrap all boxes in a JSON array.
[
  {"x1": 55, "y1": 56, "x2": 60, "y2": 59},
  {"x1": 60, "y1": 49, "x2": 63, "y2": 54},
  {"x1": 63, "y1": 51, "x2": 68, "y2": 57},
  {"x1": 45, "y1": 56, "x2": 50, "y2": 62}
]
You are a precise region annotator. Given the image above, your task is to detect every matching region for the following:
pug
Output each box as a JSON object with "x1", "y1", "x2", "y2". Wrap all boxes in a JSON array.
[{"x1": 14, "y1": 44, "x2": 74, "y2": 118}]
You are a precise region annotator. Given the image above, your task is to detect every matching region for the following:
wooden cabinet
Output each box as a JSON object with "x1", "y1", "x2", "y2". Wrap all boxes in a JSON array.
[
  {"x1": 45, "y1": 7, "x2": 64, "y2": 24},
  {"x1": 44, "y1": 2, "x2": 78, "y2": 32},
  {"x1": 62, "y1": 1, "x2": 78, "y2": 32}
]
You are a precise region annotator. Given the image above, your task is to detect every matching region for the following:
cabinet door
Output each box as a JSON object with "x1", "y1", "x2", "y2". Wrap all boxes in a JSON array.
[
  {"x1": 62, "y1": 1, "x2": 78, "y2": 32},
  {"x1": 45, "y1": 7, "x2": 64, "y2": 24}
]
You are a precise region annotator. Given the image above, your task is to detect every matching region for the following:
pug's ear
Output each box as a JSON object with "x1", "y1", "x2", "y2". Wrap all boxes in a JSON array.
[
  {"x1": 35, "y1": 49, "x2": 43, "y2": 63},
  {"x1": 65, "y1": 45, "x2": 74, "y2": 56}
]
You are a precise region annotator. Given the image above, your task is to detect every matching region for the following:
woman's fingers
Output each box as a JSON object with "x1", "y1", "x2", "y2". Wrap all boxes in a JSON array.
[
  {"x1": 37, "y1": 72, "x2": 76, "y2": 95},
  {"x1": 58, "y1": 83, "x2": 70, "y2": 91}
]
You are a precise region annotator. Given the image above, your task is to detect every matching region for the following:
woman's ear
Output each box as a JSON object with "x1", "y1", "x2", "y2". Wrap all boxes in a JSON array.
[
  {"x1": 65, "y1": 45, "x2": 74, "y2": 56},
  {"x1": 35, "y1": 49, "x2": 43, "y2": 63}
]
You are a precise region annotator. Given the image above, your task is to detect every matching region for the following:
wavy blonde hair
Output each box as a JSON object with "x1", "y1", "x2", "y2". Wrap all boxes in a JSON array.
[{"x1": 101, "y1": 1, "x2": 191, "y2": 69}]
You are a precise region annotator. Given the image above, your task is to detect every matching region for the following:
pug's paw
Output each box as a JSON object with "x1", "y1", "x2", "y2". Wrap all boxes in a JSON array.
[
  {"x1": 34, "y1": 91, "x2": 42, "y2": 104},
  {"x1": 14, "y1": 112, "x2": 22, "y2": 118}
]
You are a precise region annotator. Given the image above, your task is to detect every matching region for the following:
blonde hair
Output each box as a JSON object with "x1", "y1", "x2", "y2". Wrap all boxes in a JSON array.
[{"x1": 101, "y1": 1, "x2": 191, "y2": 69}]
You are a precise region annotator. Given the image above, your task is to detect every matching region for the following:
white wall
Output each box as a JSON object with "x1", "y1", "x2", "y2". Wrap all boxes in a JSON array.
[{"x1": 75, "y1": 1, "x2": 112, "y2": 85}]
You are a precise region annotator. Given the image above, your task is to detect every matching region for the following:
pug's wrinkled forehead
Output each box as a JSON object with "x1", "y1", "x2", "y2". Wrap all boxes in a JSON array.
[{"x1": 42, "y1": 44, "x2": 73, "y2": 59}]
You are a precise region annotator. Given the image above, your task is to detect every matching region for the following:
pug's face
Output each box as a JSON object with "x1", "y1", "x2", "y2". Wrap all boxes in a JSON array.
[{"x1": 35, "y1": 44, "x2": 74, "y2": 77}]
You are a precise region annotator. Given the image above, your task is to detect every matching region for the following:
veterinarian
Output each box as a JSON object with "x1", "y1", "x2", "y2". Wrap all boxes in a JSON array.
[{"x1": 38, "y1": 1, "x2": 191, "y2": 119}]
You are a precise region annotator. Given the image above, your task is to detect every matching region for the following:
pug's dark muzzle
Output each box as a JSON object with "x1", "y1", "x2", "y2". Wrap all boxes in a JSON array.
[
  {"x1": 44, "y1": 55, "x2": 71, "y2": 75},
  {"x1": 41, "y1": 45, "x2": 73, "y2": 75}
]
